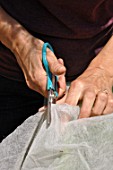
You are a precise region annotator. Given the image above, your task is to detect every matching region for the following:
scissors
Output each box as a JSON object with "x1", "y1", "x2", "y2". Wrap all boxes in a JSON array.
[{"x1": 42, "y1": 42, "x2": 58, "y2": 128}]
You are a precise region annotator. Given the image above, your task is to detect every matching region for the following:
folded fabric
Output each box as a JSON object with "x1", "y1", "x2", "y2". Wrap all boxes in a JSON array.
[{"x1": 0, "y1": 104, "x2": 113, "y2": 170}]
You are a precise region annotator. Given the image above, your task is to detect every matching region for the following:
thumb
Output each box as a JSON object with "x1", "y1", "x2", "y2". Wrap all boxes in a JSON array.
[{"x1": 47, "y1": 50, "x2": 66, "y2": 75}]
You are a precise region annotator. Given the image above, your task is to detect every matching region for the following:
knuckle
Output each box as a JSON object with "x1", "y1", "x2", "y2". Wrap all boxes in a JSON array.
[
  {"x1": 71, "y1": 79, "x2": 84, "y2": 89},
  {"x1": 108, "y1": 98, "x2": 113, "y2": 107},
  {"x1": 98, "y1": 92, "x2": 107, "y2": 102}
]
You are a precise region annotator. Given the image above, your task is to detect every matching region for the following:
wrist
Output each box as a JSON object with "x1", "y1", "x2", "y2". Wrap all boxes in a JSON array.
[
  {"x1": 12, "y1": 28, "x2": 33, "y2": 57},
  {"x1": 87, "y1": 35, "x2": 113, "y2": 79}
]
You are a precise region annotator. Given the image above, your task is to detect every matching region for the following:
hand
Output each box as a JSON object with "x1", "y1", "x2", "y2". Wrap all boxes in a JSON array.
[
  {"x1": 65, "y1": 67, "x2": 113, "y2": 118},
  {"x1": 0, "y1": 7, "x2": 66, "y2": 98},
  {"x1": 13, "y1": 37, "x2": 66, "y2": 98}
]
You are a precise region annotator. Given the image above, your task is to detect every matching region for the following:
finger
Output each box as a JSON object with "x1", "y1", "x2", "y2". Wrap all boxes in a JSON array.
[
  {"x1": 25, "y1": 67, "x2": 48, "y2": 97},
  {"x1": 56, "y1": 92, "x2": 68, "y2": 104},
  {"x1": 57, "y1": 74, "x2": 66, "y2": 99},
  {"x1": 79, "y1": 90, "x2": 96, "y2": 118},
  {"x1": 57, "y1": 58, "x2": 66, "y2": 97},
  {"x1": 91, "y1": 91, "x2": 108, "y2": 116},
  {"x1": 38, "y1": 57, "x2": 66, "y2": 97},
  {"x1": 103, "y1": 94, "x2": 113, "y2": 114},
  {"x1": 47, "y1": 50, "x2": 66, "y2": 75},
  {"x1": 65, "y1": 81, "x2": 83, "y2": 106}
]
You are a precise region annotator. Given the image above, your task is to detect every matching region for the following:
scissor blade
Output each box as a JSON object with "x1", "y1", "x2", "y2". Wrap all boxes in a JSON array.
[{"x1": 46, "y1": 90, "x2": 52, "y2": 128}]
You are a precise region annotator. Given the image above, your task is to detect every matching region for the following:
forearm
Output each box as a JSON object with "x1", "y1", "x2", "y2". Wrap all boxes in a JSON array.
[
  {"x1": 0, "y1": 6, "x2": 32, "y2": 56},
  {"x1": 87, "y1": 35, "x2": 113, "y2": 79}
]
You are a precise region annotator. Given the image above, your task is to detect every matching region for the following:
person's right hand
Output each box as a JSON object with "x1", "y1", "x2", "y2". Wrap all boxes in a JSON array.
[
  {"x1": 13, "y1": 37, "x2": 66, "y2": 98},
  {"x1": 0, "y1": 7, "x2": 66, "y2": 98}
]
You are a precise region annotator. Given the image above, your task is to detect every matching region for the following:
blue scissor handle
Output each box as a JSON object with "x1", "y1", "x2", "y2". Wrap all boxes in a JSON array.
[{"x1": 42, "y1": 42, "x2": 58, "y2": 97}]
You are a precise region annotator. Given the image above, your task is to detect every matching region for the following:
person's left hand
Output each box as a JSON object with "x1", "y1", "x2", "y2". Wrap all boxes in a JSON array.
[{"x1": 65, "y1": 67, "x2": 113, "y2": 118}]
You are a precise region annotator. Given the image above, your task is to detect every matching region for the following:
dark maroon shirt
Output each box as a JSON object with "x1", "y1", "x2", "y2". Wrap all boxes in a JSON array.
[{"x1": 0, "y1": 0, "x2": 113, "y2": 81}]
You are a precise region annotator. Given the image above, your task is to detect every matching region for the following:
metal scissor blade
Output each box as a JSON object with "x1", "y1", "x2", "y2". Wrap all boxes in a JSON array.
[
  {"x1": 42, "y1": 43, "x2": 58, "y2": 128},
  {"x1": 46, "y1": 90, "x2": 52, "y2": 128},
  {"x1": 46, "y1": 102, "x2": 51, "y2": 128},
  {"x1": 46, "y1": 89, "x2": 56, "y2": 128}
]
